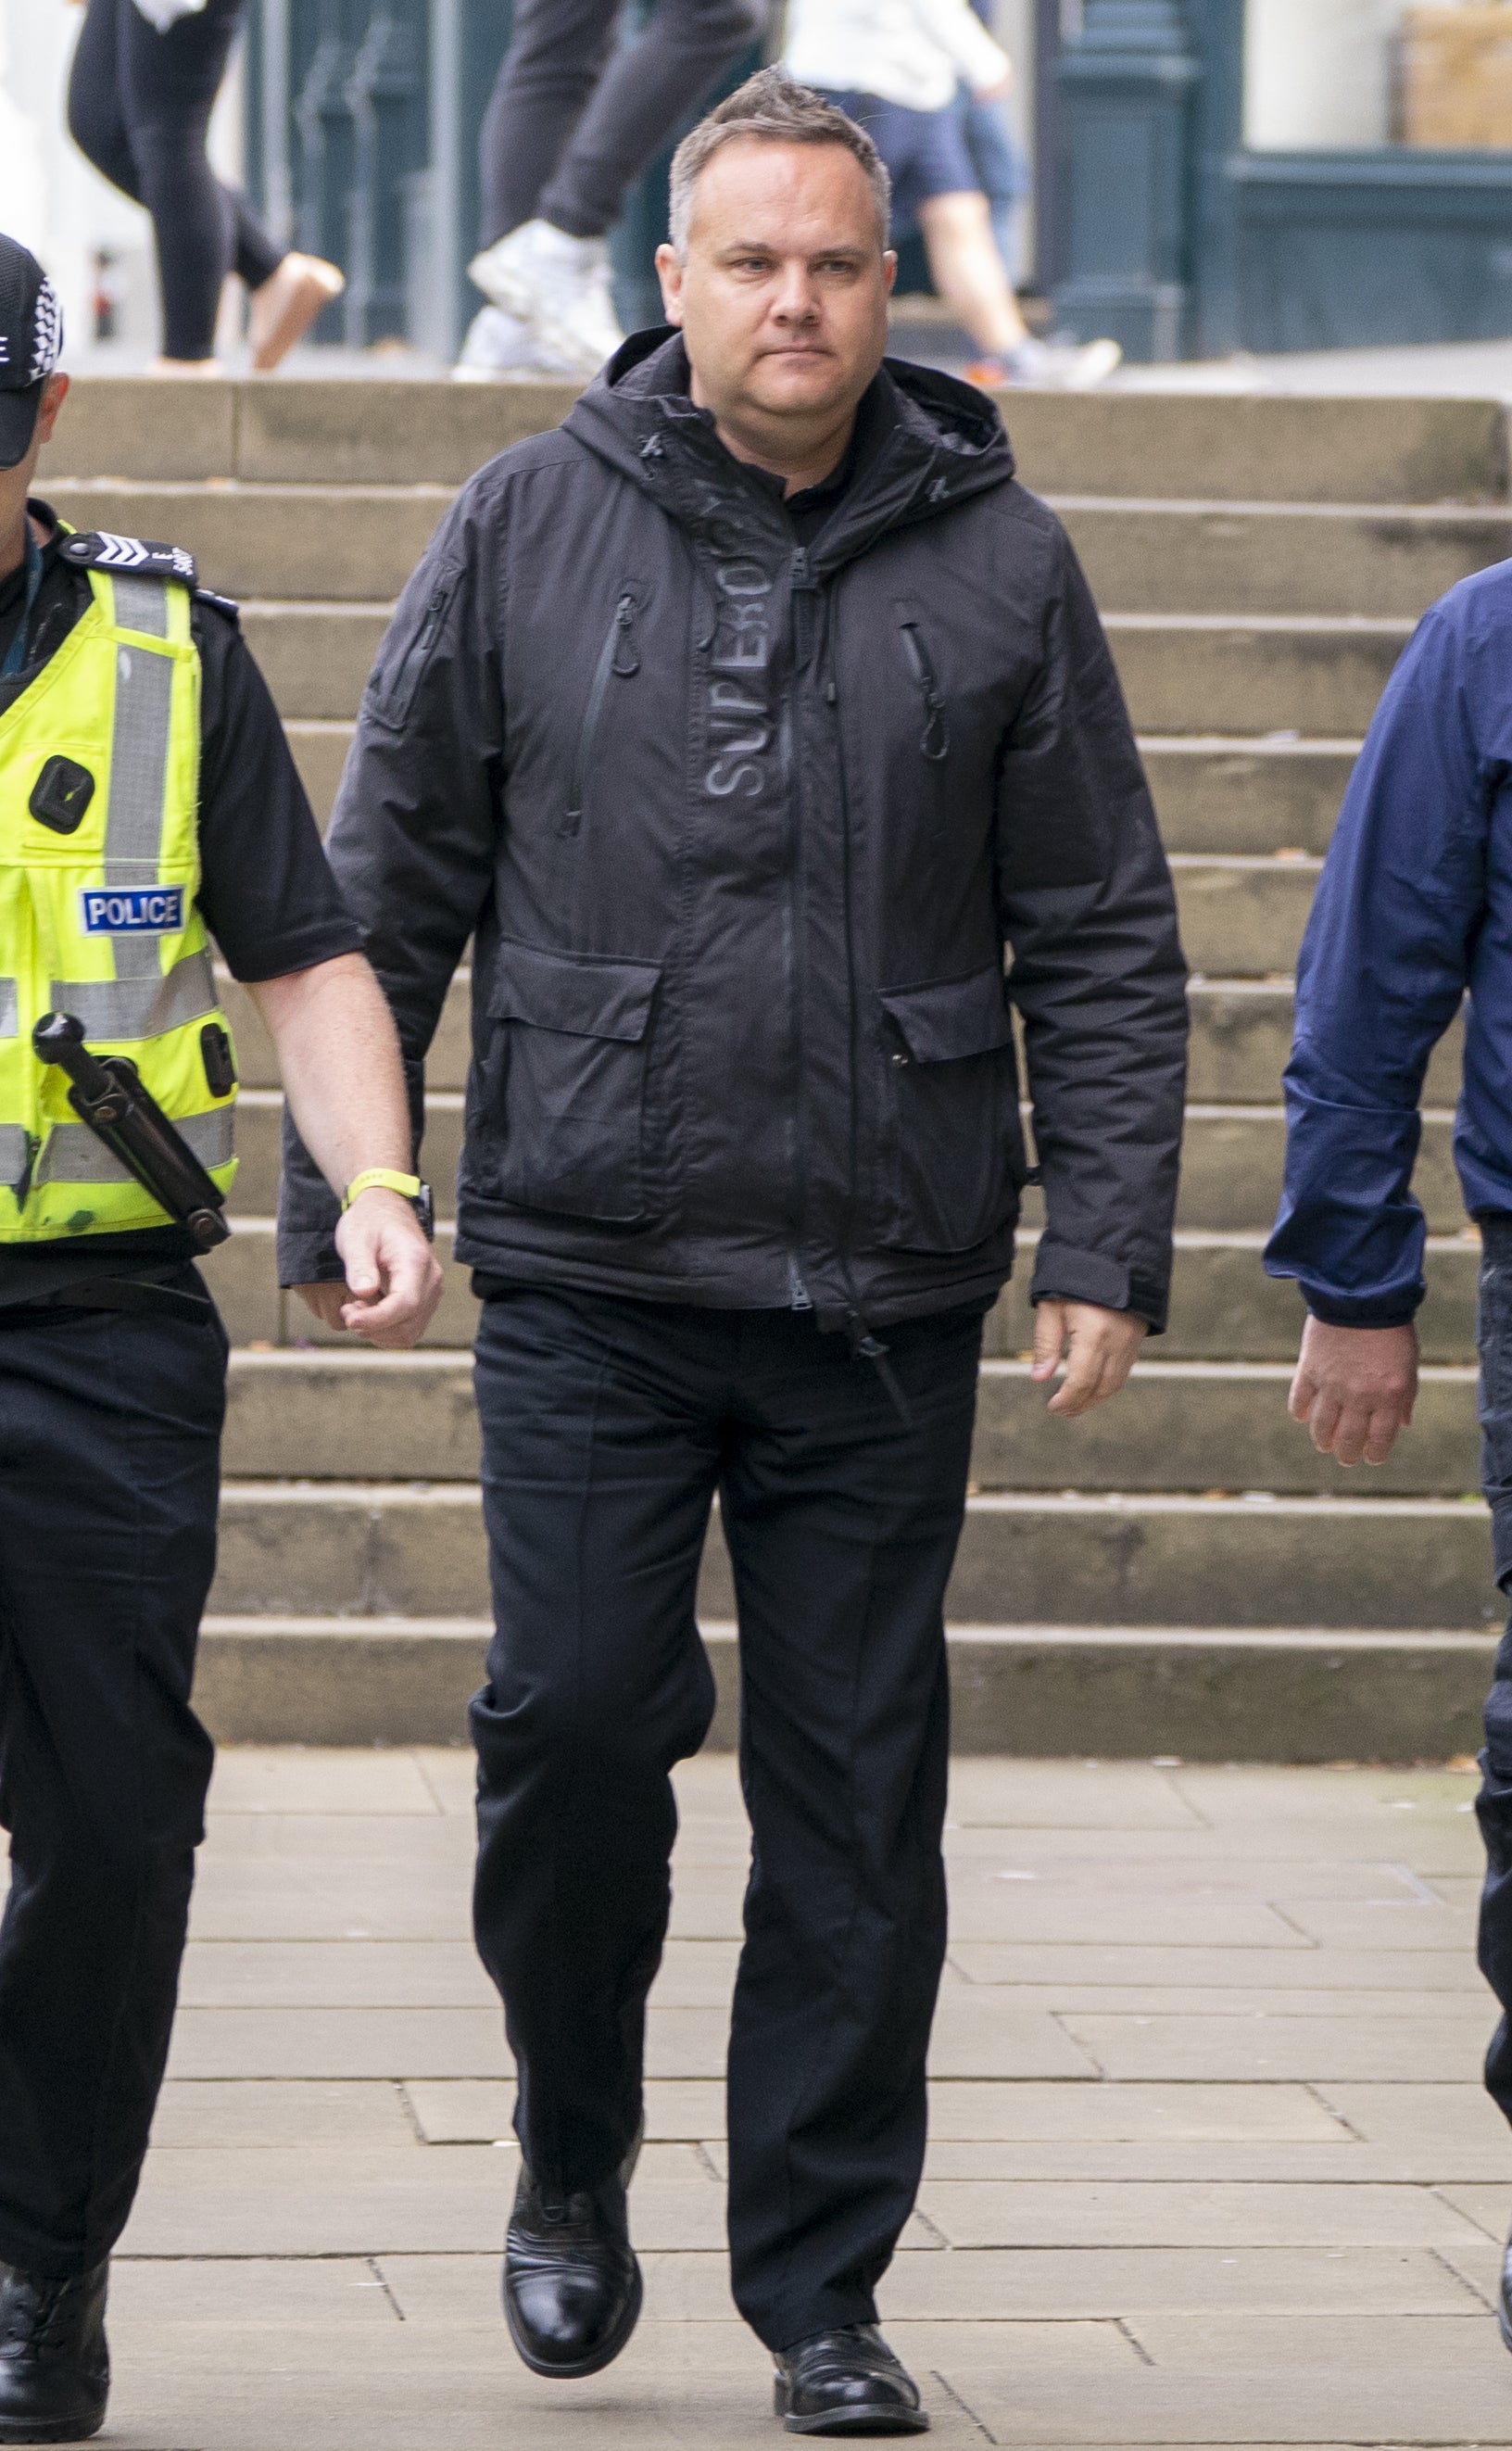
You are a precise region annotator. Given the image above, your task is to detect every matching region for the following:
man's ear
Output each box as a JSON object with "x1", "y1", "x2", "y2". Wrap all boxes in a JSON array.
[
  {"x1": 883, "y1": 249, "x2": 898, "y2": 297},
  {"x1": 654, "y1": 243, "x2": 686, "y2": 328},
  {"x1": 36, "y1": 374, "x2": 69, "y2": 452}
]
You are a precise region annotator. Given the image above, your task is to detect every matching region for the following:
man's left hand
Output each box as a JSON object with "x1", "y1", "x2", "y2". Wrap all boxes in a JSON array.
[
  {"x1": 293, "y1": 1191, "x2": 445, "y2": 1348},
  {"x1": 1030, "y1": 1300, "x2": 1147, "y2": 1418}
]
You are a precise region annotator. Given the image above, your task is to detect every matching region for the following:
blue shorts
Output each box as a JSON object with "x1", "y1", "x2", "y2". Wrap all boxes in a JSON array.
[{"x1": 817, "y1": 90, "x2": 979, "y2": 234}]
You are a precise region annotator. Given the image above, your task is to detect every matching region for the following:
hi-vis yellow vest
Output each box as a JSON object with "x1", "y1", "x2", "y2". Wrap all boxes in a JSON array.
[{"x1": 0, "y1": 537, "x2": 237, "y2": 1240}]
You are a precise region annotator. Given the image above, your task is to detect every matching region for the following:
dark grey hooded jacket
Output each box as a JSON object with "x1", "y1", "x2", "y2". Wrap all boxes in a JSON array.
[{"x1": 280, "y1": 333, "x2": 1187, "y2": 1333}]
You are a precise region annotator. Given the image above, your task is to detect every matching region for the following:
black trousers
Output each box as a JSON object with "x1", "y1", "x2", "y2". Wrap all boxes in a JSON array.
[
  {"x1": 470, "y1": 1286, "x2": 981, "y2": 2352},
  {"x1": 68, "y1": 0, "x2": 284, "y2": 360},
  {"x1": 479, "y1": 0, "x2": 765, "y2": 245},
  {"x1": 0, "y1": 1294, "x2": 225, "y2": 2277}
]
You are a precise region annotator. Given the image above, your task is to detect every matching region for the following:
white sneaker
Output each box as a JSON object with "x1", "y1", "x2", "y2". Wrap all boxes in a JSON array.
[
  {"x1": 453, "y1": 304, "x2": 582, "y2": 381},
  {"x1": 468, "y1": 220, "x2": 625, "y2": 377},
  {"x1": 1003, "y1": 335, "x2": 1122, "y2": 390}
]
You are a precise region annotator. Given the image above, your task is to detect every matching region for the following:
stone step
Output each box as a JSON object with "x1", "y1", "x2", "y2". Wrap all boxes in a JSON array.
[
  {"x1": 284, "y1": 721, "x2": 1363, "y2": 858},
  {"x1": 1169, "y1": 856, "x2": 1319, "y2": 974},
  {"x1": 204, "y1": 1223, "x2": 1482, "y2": 1365},
  {"x1": 42, "y1": 379, "x2": 1512, "y2": 504},
  {"x1": 1141, "y1": 739, "x2": 1357, "y2": 857},
  {"x1": 208, "y1": 1482, "x2": 1499, "y2": 1629},
  {"x1": 246, "y1": 600, "x2": 1412, "y2": 736},
  {"x1": 226, "y1": 963, "x2": 1467, "y2": 1111},
  {"x1": 1057, "y1": 498, "x2": 1512, "y2": 619},
  {"x1": 199, "y1": 1219, "x2": 1482, "y2": 1365},
  {"x1": 44, "y1": 477, "x2": 1509, "y2": 621},
  {"x1": 191, "y1": 1613, "x2": 1496, "y2": 1760},
  {"x1": 218, "y1": 1089, "x2": 1462, "y2": 1236},
  {"x1": 219, "y1": 1349, "x2": 1481, "y2": 1497}
]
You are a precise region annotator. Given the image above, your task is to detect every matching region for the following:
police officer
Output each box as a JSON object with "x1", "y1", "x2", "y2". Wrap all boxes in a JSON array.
[{"x1": 0, "y1": 235, "x2": 445, "y2": 2444}]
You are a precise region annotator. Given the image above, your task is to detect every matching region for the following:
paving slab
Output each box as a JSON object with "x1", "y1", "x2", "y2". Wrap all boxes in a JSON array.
[
  {"x1": 1057, "y1": 2011, "x2": 1488, "y2": 2083},
  {"x1": 149, "y1": 2080, "x2": 418, "y2": 2150},
  {"x1": 915, "y1": 2178, "x2": 1492, "y2": 2250},
  {"x1": 949, "y1": 1944, "x2": 1486, "y2": 1990}
]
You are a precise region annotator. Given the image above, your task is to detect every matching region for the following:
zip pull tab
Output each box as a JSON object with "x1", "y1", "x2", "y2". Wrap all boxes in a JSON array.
[
  {"x1": 790, "y1": 547, "x2": 814, "y2": 591},
  {"x1": 611, "y1": 592, "x2": 639, "y2": 676},
  {"x1": 844, "y1": 1311, "x2": 914, "y2": 1429}
]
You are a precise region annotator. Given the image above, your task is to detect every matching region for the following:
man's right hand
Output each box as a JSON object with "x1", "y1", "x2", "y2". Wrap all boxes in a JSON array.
[{"x1": 1287, "y1": 1315, "x2": 1419, "y2": 1465}]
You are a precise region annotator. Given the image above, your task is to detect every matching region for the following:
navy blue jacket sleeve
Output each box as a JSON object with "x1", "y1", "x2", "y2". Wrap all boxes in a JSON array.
[{"x1": 1265, "y1": 587, "x2": 1495, "y2": 1325}]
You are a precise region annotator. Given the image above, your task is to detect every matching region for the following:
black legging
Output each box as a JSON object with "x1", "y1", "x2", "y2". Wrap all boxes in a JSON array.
[
  {"x1": 481, "y1": 0, "x2": 768, "y2": 246},
  {"x1": 68, "y1": 0, "x2": 284, "y2": 360}
]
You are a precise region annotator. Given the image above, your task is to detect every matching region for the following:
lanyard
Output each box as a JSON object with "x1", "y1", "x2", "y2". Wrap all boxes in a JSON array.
[{"x1": 0, "y1": 524, "x2": 44, "y2": 686}]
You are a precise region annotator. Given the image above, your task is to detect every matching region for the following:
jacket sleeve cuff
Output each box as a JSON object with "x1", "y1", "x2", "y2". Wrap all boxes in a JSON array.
[
  {"x1": 1304, "y1": 1287, "x2": 1423, "y2": 1330},
  {"x1": 276, "y1": 1224, "x2": 344, "y2": 1291},
  {"x1": 1027, "y1": 1240, "x2": 1169, "y2": 1336}
]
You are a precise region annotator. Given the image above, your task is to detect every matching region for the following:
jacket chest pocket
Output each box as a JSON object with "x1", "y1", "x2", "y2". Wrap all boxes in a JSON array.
[
  {"x1": 875, "y1": 963, "x2": 1023, "y2": 1255},
  {"x1": 485, "y1": 940, "x2": 661, "y2": 1224}
]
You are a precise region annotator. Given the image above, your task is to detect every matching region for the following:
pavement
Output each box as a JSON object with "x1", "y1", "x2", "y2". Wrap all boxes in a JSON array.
[{"x1": 18, "y1": 1745, "x2": 1512, "y2": 2448}]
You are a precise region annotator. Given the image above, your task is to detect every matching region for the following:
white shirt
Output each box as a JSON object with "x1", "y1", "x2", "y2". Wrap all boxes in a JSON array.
[{"x1": 783, "y1": 0, "x2": 1010, "y2": 115}]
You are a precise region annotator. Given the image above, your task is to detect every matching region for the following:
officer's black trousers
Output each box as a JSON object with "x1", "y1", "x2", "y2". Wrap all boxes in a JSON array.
[
  {"x1": 470, "y1": 1286, "x2": 982, "y2": 2354},
  {"x1": 0, "y1": 1298, "x2": 225, "y2": 2277}
]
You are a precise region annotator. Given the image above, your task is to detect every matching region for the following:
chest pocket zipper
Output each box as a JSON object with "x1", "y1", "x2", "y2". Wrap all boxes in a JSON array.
[
  {"x1": 565, "y1": 591, "x2": 639, "y2": 835},
  {"x1": 899, "y1": 620, "x2": 949, "y2": 764}
]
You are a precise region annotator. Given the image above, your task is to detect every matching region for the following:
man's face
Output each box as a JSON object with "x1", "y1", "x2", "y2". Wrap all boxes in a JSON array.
[{"x1": 657, "y1": 140, "x2": 894, "y2": 437}]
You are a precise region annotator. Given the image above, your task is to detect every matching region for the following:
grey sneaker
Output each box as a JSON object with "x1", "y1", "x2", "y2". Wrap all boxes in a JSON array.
[{"x1": 453, "y1": 304, "x2": 582, "y2": 381}]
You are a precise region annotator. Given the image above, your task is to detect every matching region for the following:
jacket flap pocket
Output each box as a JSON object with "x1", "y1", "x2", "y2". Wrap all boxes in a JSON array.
[
  {"x1": 489, "y1": 940, "x2": 660, "y2": 1042},
  {"x1": 877, "y1": 964, "x2": 1013, "y2": 1063}
]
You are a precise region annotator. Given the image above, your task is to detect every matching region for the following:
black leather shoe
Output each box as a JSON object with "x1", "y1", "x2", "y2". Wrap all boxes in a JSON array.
[
  {"x1": 1499, "y1": 2222, "x2": 1512, "y2": 2354},
  {"x1": 0, "y1": 2262, "x2": 109, "y2": 2444},
  {"x1": 773, "y1": 2326, "x2": 928, "y2": 2435},
  {"x1": 503, "y1": 2160, "x2": 642, "y2": 2380}
]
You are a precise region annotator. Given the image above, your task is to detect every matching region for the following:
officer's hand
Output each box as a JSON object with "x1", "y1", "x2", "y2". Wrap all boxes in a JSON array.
[
  {"x1": 1031, "y1": 1299, "x2": 1147, "y2": 1418},
  {"x1": 294, "y1": 1191, "x2": 445, "y2": 1349},
  {"x1": 1289, "y1": 1315, "x2": 1418, "y2": 1465}
]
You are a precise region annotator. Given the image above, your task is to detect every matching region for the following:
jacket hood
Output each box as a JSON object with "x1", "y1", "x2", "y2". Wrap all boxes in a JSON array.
[{"x1": 562, "y1": 327, "x2": 1016, "y2": 574}]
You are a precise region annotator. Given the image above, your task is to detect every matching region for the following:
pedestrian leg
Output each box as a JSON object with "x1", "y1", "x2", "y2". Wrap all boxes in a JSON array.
[
  {"x1": 719, "y1": 1305, "x2": 982, "y2": 2353},
  {"x1": 0, "y1": 1300, "x2": 225, "y2": 2275},
  {"x1": 471, "y1": 1287, "x2": 725, "y2": 2192}
]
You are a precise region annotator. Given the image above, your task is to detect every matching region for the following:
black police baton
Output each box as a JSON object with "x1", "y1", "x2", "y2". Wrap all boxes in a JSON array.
[{"x1": 32, "y1": 1011, "x2": 231, "y2": 1250}]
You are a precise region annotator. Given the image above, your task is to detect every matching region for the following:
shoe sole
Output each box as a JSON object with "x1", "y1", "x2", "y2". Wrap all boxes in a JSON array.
[
  {"x1": 504, "y1": 2256, "x2": 643, "y2": 2381},
  {"x1": 780, "y1": 2408, "x2": 929, "y2": 2436},
  {"x1": 0, "y1": 2414, "x2": 106, "y2": 2443}
]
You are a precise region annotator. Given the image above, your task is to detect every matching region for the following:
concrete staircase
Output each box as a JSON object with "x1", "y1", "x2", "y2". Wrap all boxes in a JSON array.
[{"x1": 38, "y1": 378, "x2": 1512, "y2": 1761}]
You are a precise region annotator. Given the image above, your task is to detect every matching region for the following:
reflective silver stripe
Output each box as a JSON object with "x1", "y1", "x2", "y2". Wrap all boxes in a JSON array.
[
  {"x1": 107, "y1": 626, "x2": 177, "y2": 992},
  {"x1": 111, "y1": 574, "x2": 169, "y2": 641},
  {"x1": 0, "y1": 979, "x2": 18, "y2": 1041},
  {"x1": 36, "y1": 1105, "x2": 233, "y2": 1189},
  {"x1": 50, "y1": 947, "x2": 218, "y2": 1043},
  {"x1": 0, "y1": 1127, "x2": 29, "y2": 1189}
]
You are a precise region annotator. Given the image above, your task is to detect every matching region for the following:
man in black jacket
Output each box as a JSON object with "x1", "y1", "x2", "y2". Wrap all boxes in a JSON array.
[{"x1": 280, "y1": 69, "x2": 1186, "y2": 2438}]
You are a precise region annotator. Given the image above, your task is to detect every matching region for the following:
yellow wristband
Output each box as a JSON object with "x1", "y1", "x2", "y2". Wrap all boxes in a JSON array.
[{"x1": 342, "y1": 1168, "x2": 423, "y2": 1212}]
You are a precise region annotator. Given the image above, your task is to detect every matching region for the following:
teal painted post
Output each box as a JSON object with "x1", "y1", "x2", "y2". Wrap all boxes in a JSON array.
[{"x1": 1053, "y1": 0, "x2": 1199, "y2": 360}]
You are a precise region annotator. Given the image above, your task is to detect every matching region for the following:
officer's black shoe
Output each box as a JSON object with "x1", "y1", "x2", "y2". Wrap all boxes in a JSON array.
[
  {"x1": 0, "y1": 2260, "x2": 109, "y2": 2444},
  {"x1": 1499, "y1": 2220, "x2": 1512, "y2": 2354},
  {"x1": 502, "y1": 2160, "x2": 643, "y2": 2380},
  {"x1": 773, "y1": 2326, "x2": 929, "y2": 2435}
]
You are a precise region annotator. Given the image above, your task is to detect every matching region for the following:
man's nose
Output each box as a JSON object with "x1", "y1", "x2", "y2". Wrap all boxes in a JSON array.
[{"x1": 770, "y1": 267, "x2": 820, "y2": 322}]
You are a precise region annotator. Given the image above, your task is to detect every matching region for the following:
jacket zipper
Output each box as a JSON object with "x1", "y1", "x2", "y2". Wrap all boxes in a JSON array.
[
  {"x1": 384, "y1": 581, "x2": 453, "y2": 724},
  {"x1": 565, "y1": 591, "x2": 638, "y2": 836},
  {"x1": 899, "y1": 619, "x2": 949, "y2": 762},
  {"x1": 787, "y1": 550, "x2": 815, "y2": 1308},
  {"x1": 838, "y1": 596, "x2": 912, "y2": 1425}
]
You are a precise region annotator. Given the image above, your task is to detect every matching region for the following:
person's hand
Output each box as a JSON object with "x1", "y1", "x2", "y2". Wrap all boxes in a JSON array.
[
  {"x1": 1031, "y1": 1300, "x2": 1147, "y2": 1418},
  {"x1": 1288, "y1": 1315, "x2": 1418, "y2": 1465},
  {"x1": 293, "y1": 1190, "x2": 445, "y2": 1349},
  {"x1": 976, "y1": 66, "x2": 1013, "y2": 98}
]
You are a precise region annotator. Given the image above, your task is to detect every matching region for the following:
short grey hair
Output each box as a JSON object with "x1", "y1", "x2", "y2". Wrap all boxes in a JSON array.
[{"x1": 667, "y1": 69, "x2": 891, "y2": 259}]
